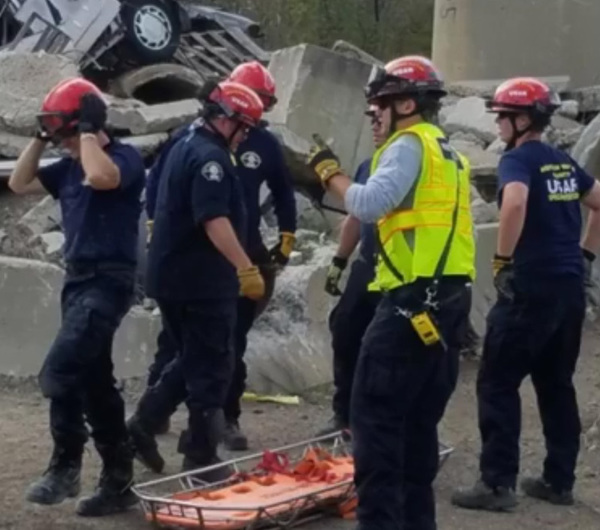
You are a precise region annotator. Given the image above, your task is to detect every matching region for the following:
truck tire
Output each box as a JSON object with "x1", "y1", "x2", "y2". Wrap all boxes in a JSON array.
[{"x1": 120, "y1": 0, "x2": 181, "y2": 64}]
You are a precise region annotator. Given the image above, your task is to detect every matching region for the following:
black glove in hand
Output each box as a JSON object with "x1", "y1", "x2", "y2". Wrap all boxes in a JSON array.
[
  {"x1": 78, "y1": 93, "x2": 107, "y2": 134},
  {"x1": 492, "y1": 254, "x2": 515, "y2": 301},
  {"x1": 325, "y1": 256, "x2": 348, "y2": 296},
  {"x1": 583, "y1": 248, "x2": 595, "y2": 288},
  {"x1": 35, "y1": 127, "x2": 51, "y2": 143}
]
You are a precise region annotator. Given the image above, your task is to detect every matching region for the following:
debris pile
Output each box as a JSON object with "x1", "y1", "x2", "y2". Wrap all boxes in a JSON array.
[{"x1": 1, "y1": 44, "x2": 600, "y2": 386}]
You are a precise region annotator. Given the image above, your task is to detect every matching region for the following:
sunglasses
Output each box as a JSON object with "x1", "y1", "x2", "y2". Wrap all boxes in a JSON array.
[{"x1": 364, "y1": 109, "x2": 381, "y2": 125}]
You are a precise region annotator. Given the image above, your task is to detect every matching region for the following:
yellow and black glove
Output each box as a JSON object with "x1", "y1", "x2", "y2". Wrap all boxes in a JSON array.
[
  {"x1": 146, "y1": 219, "x2": 154, "y2": 246},
  {"x1": 492, "y1": 254, "x2": 514, "y2": 301},
  {"x1": 307, "y1": 134, "x2": 343, "y2": 185},
  {"x1": 325, "y1": 256, "x2": 348, "y2": 296},
  {"x1": 238, "y1": 265, "x2": 266, "y2": 301},
  {"x1": 269, "y1": 232, "x2": 296, "y2": 267}
]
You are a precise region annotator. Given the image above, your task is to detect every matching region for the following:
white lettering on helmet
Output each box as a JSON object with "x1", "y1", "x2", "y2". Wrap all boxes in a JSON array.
[
  {"x1": 230, "y1": 96, "x2": 249, "y2": 108},
  {"x1": 508, "y1": 90, "x2": 528, "y2": 97}
]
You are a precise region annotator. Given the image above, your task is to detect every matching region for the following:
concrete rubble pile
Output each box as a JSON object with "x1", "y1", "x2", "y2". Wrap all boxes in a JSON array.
[{"x1": 2, "y1": 45, "x2": 600, "y2": 391}]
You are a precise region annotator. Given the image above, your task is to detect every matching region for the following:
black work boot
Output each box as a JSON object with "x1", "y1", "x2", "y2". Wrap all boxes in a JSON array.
[
  {"x1": 126, "y1": 415, "x2": 165, "y2": 473},
  {"x1": 179, "y1": 409, "x2": 233, "y2": 484},
  {"x1": 26, "y1": 446, "x2": 82, "y2": 505},
  {"x1": 451, "y1": 479, "x2": 517, "y2": 511},
  {"x1": 223, "y1": 419, "x2": 248, "y2": 451},
  {"x1": 315, "y1": 414, "x2": 349, "y2": 438},
  {"x1": 520, "y1": 476, "x2": 574, "y2": 506},
  {"x1": 76, "y1": 441, "x2": 138, "y2": 517}
]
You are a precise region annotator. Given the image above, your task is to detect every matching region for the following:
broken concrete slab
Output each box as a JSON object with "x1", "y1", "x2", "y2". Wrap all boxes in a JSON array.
[
  {"x1": 120, "y1": 133, "x2": 169, "y2": 157},
  {"x1": 441, "y1": 96, "x2": 498, "y2": 144},
  {"x1": 331, "y1": 40, "x2": 384, "y2": 66},
  {"x1": 447, "y1": 76, "x2": 571, "y2": 99},
  {"x1": 449, "y1": 131, "x2": 486, "y2": 148},
  {"x1": 471, "y1": 198, "x2": 499, "y2": 224},
  {"x1": 107, "y1": 99, "x2": 201, "y2": 135},
  {"x1": 108, "y1": 64, "x2": 205, "y2": 103},
  {"x1": 0, "y1": 131, "x2": 30, "y2": 159},
  {"x1": 569, "y1": 85, "x2": 600, "y2": 114},
  {"x1": 558, "y1": 99, "x2": 580, "y2": 120},
  {"x1": 450, "y1": 138, "x2": 500, "y2": 178},
  {"x1": 486, "y1": 137, "x2": 506, "y2": 154},
  {"x1": 267, "y1": 44, "x2": 375, "y2": 178},
  {"x1": 470, "y1": 223, "x2": 498, "y2": 338},
  {"x1": 0, "y1": 52, "x2": 80, "y2": 136},
  {"x1": 572, "y1": 112, "x2": 600, "y2": 175},
  {"x1": 34, "y1": 231, "x2": 65, "y2": 261},
  {"x1": 17, "y1": 195, "x2": 61, "y2": 238}
]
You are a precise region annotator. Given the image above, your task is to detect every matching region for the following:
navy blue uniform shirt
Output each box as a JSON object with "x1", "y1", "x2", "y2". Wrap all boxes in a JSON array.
[
  {"x1": 497, "y1": 140, "x2": 595, "y2": 279},
  {"x1": 38, "y1": 140, "x2": 145, "y2": 265},
  {"x1": 236, "y1": 127, "x2": 296, "y2": 253},
  {"x1": 146, "y1": 124, "x2": 296, "y2": 256},
  {"x1": 145, "y1": 125, "x2": 247, "y2": 301},
  {"x1": 354, "y1": 158, "x2": 376, "y2": 267}
]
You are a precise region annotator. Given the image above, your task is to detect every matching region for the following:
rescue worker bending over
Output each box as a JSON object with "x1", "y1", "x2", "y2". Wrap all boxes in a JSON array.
[
  {"x1": 127, "y1": 81, "x2": 265, "y2": 479},
  {"x1": 452, "y1": 77, "x2": 600, "y2": 510},
  {"x1": 307, "y1": 56, "x2": 475, "y2": 530},
  {"x1": 10, "y1": 78, "x2": 145, "y2": 517},
  {"x1": 143, "y1": 61, "x2": 297, "y2": 450},
  {"x1": 317, "y1": 105, "x2": 386, "y2": 437}
]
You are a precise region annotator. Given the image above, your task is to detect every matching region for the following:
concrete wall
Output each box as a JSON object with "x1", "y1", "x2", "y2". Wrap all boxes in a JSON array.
[{"x1": 432, "y1": 0, "x2": 600, "y2": 88}]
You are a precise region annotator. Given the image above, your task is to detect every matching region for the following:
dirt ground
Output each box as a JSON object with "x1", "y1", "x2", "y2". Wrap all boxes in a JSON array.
[{"x1": 2, "y1": 327, "x2": 600, "y2": 530}]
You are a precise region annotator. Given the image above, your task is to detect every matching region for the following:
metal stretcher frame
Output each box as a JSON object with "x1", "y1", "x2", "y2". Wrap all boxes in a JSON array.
[{"x1": 133, "y1": 432, "x2": 454, "y2": 530}]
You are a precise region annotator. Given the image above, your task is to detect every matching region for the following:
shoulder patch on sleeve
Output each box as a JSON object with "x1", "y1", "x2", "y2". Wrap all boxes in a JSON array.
[{"x1": 201, "y1": 161, "x2": 224, "y2": 182}]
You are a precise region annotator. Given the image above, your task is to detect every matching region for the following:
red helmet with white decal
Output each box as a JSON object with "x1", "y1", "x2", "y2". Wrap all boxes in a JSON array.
[
  {"x1": 228, "y1": 61, "x2": 277, "y2": 111},
  {"x1": 365, "y1": 55, "x2": 446, "y2": 102},
  {"x1": 207, "y1": 81, "x2": 264, "y2": 127},
  {"x1": 486, "y1": 77, "x2": 561, "y2": 115},
  {"x1": 37, "y1": 77, "x2": 106, "y2": 136}
]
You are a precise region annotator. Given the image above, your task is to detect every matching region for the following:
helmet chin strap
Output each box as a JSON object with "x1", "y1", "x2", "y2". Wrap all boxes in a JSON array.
[
  {"x1": 205, "y1": 116, "x2": 243, "y2": 148},
  {"x1": 505, "y1": 114, "x2": 533, "y2": 152}
]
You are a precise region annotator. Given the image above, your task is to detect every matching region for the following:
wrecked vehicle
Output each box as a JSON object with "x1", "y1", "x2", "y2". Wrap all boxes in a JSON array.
[{"x1": 0, "y1": 0, "x2": 270, "y2": 86}]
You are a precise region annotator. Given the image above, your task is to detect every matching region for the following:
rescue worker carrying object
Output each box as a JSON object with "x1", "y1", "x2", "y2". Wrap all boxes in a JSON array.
[
  {"x1": 316, "y1": 104, "x2": 386, "y2": 437},
  {"x1": 140, "y1": 61, "x2": 297, "y2": 451},
  {"x1": 9, "y1": 78, "x2": 146, "y2": 517},
  {"x1": 306, "y1": 56, "x2": 475, "y2": 530},
  {"x1": 127, "y1": 80, "x2": 265, "y2": 481},
  {"x1": 452, "y1": 77, "x2": 600, "y2": 511}
]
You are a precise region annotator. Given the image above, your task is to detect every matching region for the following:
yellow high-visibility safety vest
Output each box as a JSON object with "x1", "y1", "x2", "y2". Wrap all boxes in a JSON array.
[{"x1": 369, "y1": 122, "x2": 476, "y2": 292}]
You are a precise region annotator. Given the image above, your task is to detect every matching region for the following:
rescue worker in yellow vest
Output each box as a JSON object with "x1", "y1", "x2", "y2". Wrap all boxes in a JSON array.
[{"x1": 307, "y1": 55, "x2": 476, "y2": 530}]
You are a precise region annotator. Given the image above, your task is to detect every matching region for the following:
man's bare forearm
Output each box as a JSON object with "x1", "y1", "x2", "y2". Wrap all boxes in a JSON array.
[
  {"x1": 582, "y1": 211, "x2": 600, "y2": 254},
  {"x1": 497, "y1": 203, "x2": 526, "y2": 256},
  {"x1": 205, "y1": 217, "x2": 252, "y2": 270},
  {"x1": 9, "y1": 139, "x2": 46, "y2": 194},
  {"x1": 336, "y1": 215, "x2": 361, "y2": 259}
]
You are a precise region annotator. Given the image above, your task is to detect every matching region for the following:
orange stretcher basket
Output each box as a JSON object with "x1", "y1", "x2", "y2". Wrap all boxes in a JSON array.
[{"x1": 133, "y1": 432, "x2": 454, "y2": 530}]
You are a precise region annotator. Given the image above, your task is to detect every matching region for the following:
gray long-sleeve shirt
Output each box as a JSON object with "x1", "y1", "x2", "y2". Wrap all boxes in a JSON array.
[{"x1": 345, "y1": 134, "x2": 423, "y2": 224}]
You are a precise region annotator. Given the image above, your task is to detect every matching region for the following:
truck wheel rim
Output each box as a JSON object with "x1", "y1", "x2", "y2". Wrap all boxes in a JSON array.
[{"x1": 133, "y1": 5, "x2": 172, "y2": 51}]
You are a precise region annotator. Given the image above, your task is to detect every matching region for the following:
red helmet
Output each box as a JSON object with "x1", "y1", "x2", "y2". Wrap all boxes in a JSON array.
[
  {"x1": 207, "y1": 81, "x2": 264, "y2": 127},
  {"x1": 486, "y1": 77, "x2": 561, "y2": 115},
  {"x1": 228, "y1": 61, "x2": 277, "y2": 111},
  {"x1": 366, "y1": 55, "x2": 446, "y2": 102},
  {"x1": 38, "y1": 77, "x2": 105, "y2": 135}
]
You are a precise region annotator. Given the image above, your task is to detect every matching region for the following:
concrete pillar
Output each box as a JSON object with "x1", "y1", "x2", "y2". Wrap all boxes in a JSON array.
[{"x1": 432, "y1": 0, "x2": 600, "y2": 88}]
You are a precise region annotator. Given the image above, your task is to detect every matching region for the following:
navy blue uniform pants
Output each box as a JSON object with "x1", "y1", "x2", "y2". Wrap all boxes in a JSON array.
[
  {"x1": 352, "y1": 279, "x2": 471, "y2": 530},
  {"x1": 137, "y1": 298, "x2": 236, "y2": 459},
  {"x1": 329, "y1": 258, "x2": 379, "y2": 424},
  {"x1": 477, "y1": 277, "x2": 585, "y2": 492},
  {"x1": 38, "y1": 263, "x2": 135, "y2": 453},
  {"x1": 146, "y1": 247, "x2": 276, "y2": 424}
]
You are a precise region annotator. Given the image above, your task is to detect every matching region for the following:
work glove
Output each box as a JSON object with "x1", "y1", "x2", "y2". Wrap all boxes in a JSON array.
[
  {"x1": 35, "y1": 126, "x2": 51, "y2": 143},
  {"x1": 492, "y1": 254, "x2": 515, "y2": 301},
  {"x1": 583, "y1": 248, "x2": 595, "y2": 289},
  {"x1": 307, "y1": 134, "x2": 343, "y2": 185},
  {"x1": 325, "y1": 256, "x2": 348, "y2": 296},
  {"x1": 78, "y1": 93, "x2": 107, "y2": 134},
  {"x1": 269, "y1": 232, "x2": 296, "y2": 267},
  {"x1": 238, "y1": 265, "x2": 266, "y2": 300}
]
